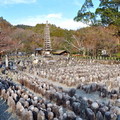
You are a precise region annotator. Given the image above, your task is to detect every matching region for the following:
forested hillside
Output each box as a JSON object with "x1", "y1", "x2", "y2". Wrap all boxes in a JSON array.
[
  {"x1": 0, "y1": 17, "x2": 120, "y2": 56},
  {"x1": 74, "y1": 0, "x2": 120, "y2": 56}
]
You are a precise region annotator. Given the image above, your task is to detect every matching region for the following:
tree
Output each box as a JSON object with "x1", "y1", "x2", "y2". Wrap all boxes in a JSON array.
[
  {"x1": 64, "y1": 35, "x2": 87, "y2": 55},
  {"x1": 65, "y1": 26, "x2": 118, "y2": 56},
  {"x1": 10, "y1": 28, "x2": 42, "y2": 53},
  {"x1": 96, "y1": 0, "x2": 120, "y2": 26},
  {"x1": 74, "y1": 0, "x2": 120, "y2": 26},
  {"x1": 0, "y1": 28, "x2": 13, "y2": 53}
]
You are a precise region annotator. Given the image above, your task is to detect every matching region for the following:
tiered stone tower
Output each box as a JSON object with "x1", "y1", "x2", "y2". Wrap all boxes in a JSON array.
[{"x1": 43, "y1": 21, "x2": 52, "y2": 56}]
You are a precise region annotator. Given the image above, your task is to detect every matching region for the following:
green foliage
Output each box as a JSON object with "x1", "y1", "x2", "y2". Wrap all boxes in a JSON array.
[
  {"x1": 96, "y1": 0, "x2": 120, "y2": 26},
  {"x1": 115, "y1": 52, "x2": 120, "y2": 57},
  {"x1": 74, "y1": 0, "x2": 120, "y2": 26},
  {"x1": 74, "y1": 0, "x2": 96, "y2": 25},
  {"x1": 15, "y1": 24, "x2": 33, "y2": 29},
  {"x1": 32, "y1": 24, "x2": 45, "y2": 34},
  {"x1": 50, "y1": 25, "x2": 65, "y2": 37}
]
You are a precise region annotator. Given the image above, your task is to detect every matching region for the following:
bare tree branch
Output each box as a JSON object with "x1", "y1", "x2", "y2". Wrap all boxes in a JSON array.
[
  {"x1": 64, "y1": 39, "x2": 81, "y2": 51},
  {"x1": 63, "y1": 45, "x2": 71, "y2": 53}
]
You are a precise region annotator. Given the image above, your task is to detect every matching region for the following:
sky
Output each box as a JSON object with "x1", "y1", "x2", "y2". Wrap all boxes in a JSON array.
[{"x1": 0, "y1": 0, "x2": 100, "y2": 30}]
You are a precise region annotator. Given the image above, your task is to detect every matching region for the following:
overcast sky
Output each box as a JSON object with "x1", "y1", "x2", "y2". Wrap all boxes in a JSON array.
[{"x1": 0, "y1": 0, "x2": 100, "y2": 30}]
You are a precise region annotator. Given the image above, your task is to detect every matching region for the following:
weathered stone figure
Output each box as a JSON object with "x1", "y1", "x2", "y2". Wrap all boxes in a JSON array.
[{"x1": 5, "y1": 55, "x2": 8, "y2": 68}]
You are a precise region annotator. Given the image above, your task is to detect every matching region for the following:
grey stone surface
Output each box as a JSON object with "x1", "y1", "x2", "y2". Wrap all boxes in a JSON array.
[{"x1": 0, "y1": 98, "x2": 17, "y2": 120}]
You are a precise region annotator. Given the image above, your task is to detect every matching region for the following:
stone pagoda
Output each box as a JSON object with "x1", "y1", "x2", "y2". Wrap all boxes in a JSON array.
[{"x1": 43, "y1": 21, "x2": 52, "y2": 56}]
